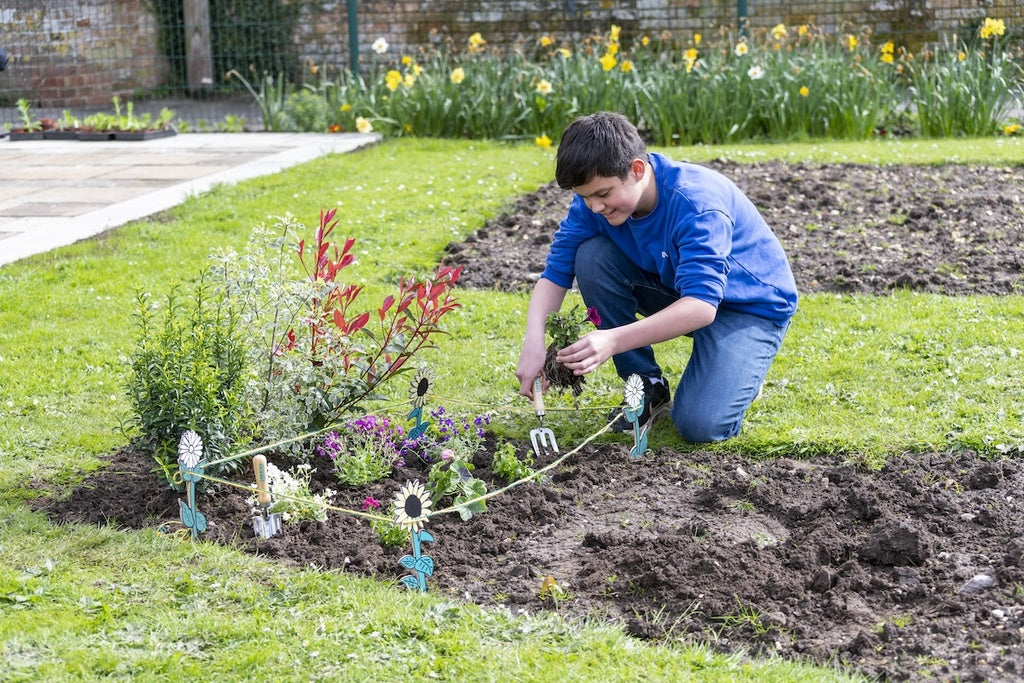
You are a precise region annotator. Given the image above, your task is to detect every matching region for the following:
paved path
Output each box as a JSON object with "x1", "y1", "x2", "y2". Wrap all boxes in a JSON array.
[{"x1": 0, "y1": 132, "x2": 380, "y2": 267}]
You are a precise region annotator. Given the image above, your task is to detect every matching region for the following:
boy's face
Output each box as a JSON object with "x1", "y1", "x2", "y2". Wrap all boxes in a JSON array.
[{"x1": 572, "y1": 159, "x2": 648, "y2": 226}]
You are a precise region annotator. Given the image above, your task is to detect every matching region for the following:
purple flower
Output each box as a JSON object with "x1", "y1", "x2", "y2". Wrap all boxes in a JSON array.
[
  {"x1": 362, "y1": 496, "x2": 382, "y2": 511},
  {"x1": 586, "y1": 307, "x2": 602, "y2": 326}
]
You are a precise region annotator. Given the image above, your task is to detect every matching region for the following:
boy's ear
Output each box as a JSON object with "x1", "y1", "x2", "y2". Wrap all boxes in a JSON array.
[{"x1": 630, "y1": 158, "x2": 646, "y2": 179}]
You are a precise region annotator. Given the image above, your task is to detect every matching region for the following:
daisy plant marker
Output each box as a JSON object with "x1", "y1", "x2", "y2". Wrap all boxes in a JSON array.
[
  {"x1": 623, "y1": 374, "x2": 649, "y2": 458},
  {"x1": 406, "y1": 367, "x2": 434, "y2": 440},
  {"x1": 177, "y1": 430, "x2": 208, "y2": 539},
  {"x1": 394, "y1": 481, "x2": 435, "y2": 592}
]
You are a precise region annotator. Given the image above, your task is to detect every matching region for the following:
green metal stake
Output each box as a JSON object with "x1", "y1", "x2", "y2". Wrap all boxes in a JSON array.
[
  {"x1": 737, "y1": 0, "x2": 748, "y2": 38},
  {"x1": 347, "y1": 0, "x2": 360, "y2": 76}
]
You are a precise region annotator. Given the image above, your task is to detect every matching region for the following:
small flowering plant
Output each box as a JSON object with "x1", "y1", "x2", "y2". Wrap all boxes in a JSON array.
[
  {"x1": 544, "y1": 304, "x2": 601, "y2": 396},
  {"x1": 246, "y1": 461, "x2": 334, "y2": 524},
  {"x1": 318, "y1": 414, "x2": 411, "y2": 485}
]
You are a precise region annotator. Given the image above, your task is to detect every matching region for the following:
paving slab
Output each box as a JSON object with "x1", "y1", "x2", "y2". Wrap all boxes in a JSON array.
[{"x1": 0, "y1": 132, "x2": 380, "y2": 267}]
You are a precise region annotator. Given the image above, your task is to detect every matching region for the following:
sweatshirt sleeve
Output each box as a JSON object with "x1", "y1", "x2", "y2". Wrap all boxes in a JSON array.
[
  {"x1": 540, "y1": 195, "x2": 601, "y2": 289},
  {"x1": 671, "y1": 208, "x2": 733, "y2": 306}
]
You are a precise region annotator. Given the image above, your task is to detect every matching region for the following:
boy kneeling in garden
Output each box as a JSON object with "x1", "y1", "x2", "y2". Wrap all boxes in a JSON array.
[{"x1": 516, "y1": 112, "x2": 798, "y2": 442}]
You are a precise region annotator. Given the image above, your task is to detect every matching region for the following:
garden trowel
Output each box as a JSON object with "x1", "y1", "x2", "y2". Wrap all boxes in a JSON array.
[
  {"x1": 530, "y1": 377, "x2": 559, "y2": 457},
  {"x1": 252, "y1": 454, "x2": 282, "y2": 539}
]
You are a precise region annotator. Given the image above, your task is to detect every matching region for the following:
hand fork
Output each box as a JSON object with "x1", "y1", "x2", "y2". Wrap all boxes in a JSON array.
[{"x1": 529, "y1": 377, "x2": 559, "y2": 457}]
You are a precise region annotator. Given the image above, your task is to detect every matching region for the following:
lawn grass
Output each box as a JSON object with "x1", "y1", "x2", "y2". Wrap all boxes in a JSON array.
[{"x1": 2, "y1": 135, "x2": 1022, "y2": 680}]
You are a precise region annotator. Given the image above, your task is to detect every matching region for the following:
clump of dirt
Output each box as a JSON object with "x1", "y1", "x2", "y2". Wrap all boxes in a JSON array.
[{"x1": 37, "y1": 161, "x2": 1024, "y2": 682}]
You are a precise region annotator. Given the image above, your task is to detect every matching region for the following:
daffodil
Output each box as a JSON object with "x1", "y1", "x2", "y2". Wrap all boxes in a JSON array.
[
  {"x1": 535, "y1": 134, "x2": 552, "y2": 148},
  {"x1": 404, "y1": 73, "x2": 416, "y2": 88},
  {"x1": 557, "y1": 47, "x2": 572, "y2": 58},
  {"x1": 393, "y1": 480, "x2": 432, "y2": 532},
  {"x1": 468, "y1": 32, "x2": 486, "y2": 53},
  {"x1": 371, "y1": 37, "x2": 389, "y2": 55},
  {"x1": 980, "y1": 17, "x2": 1006, "y2": 40},
  {"x1": 540, "y1": 35, "x2": 554, "y2": 47},
  {"x1": 451, "y1": 67, "x2": 465, "y2": 84},
  {"x1": 535, "y1": 79, "x2": 553, "y2": 95},
  {"x1": 957, "y1": 51, "x2": 966, "y2": 62},
  {"x1": 881, "y1": 41, "x2": 895, "y2": 54},
  {"x1": 685, "y1": 48, "x2": 698, "y2": 61},
  {"x1": 881, "y1": 52, "x2": 894, "y2": 64},
  {"x1": 385, "y1": 69, "x2": 402, "y2": 91},
  {"x1": 599, "y1": 53, "x2": 617, "y2": 71},
  {"x1": 609, "y1": 24, "x2": 621, "y2": 41},
  {"x1": 340, "y1": 103, "x2": 352, "y2": 112},
  {"x1": 798, "y1": 25, "x2": 809, "y2": 37},
  {"x1": 735, "y1": 41, "x2": 749, "y2": 56},
  {"x1": 641, "y1": 35, "x2": 650, "y2": 46},
  {"x1": 747, "y1": 65, "x2": 765, "y2": 80},
  {"x1": 771, "y1": 23, "x2": 787, "y2": 41},
  {"x1": 356, "y1": 117, "x2": 373, "y2": 134},
  {"x1": 1003, "y1": 123, "x2": 1021, "y2": 135},
  {"x1": 799, "y1": 85, "x2": 810, "y2": 97},
  {"x1": 846, "y1": 34, "x2": 859, "y2": 51},
  {"x1": 401, "y1": 55, "x2": 412, "y2": 65},
  {"x1": 620, "y1": 59, "x2": 634, "y2": 73},
  {"x1": 694, "y1": 33, "x2": 702, "y2": 46}
]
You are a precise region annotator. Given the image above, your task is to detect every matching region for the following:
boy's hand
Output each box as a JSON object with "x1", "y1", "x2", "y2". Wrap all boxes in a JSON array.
[
  {"x1": 516, "y1": 345, "x2": 547, "y2": 398},
  {"x1": 555, "y1": 330, "x2": 616, "y2": 376}
]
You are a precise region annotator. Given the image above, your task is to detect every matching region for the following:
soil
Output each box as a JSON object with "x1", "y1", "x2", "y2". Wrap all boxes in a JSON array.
[{"x1": 36, "y1": 161, "x2": 1024, "y2": 682}]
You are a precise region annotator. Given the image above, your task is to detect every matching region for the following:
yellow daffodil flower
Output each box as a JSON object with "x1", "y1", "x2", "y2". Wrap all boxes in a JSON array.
[
  {"x1": 557, "y1": 47, "x2": 572, "y2": 58},
  {"x1": 356, "y1": 117, "x2": 373, "y2": 134},
  {"x1": 694, "y1": 33, "x2": 702, "y2": 45},
  {"x1": 385, "y1": 69, "x2": 402, "y2": 91},
  {"x1": 799, "y1": 85, "x2": 810, "y2": 97},
  {"x1": 536, "y1": 79, "x2": 553, "y2": 95},
  {"x1": 468, "y1": 32, "x2": 486, "y2": 52},
  {"x1": 599, "y1": 53, "x2": 617, "y2": 71},
  {"x1": 535, "y1": 134, "x2": 552, "y2": 148},
  {"x1": 771, "y1": 23, "x2": 787, "y2": 41},
  {"x1": 620, "y1": 59, "x2": 634, "y2": 73},
  {"x1": 451, "y1": 67, "x2": 465, "y2": 84},
  {"x1": 540, "y1": 35, "x2": 554, "y2": 47},
  {"x1": 735, "y1": 41, "x2": 749, "y2": 56},
  {"x1": 609, "y1": 24, "x2": 621, "y2": 41},
  {"x1": 980, "y1": 17, "x2": 1006, "y2": 39},
  {"x1": 847, "y1": 34, "x2": 859, "y2": 51}
]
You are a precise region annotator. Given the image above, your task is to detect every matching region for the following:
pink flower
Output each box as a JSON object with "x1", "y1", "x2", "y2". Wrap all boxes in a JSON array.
[
  {"x1": 441, "y1": 449, "x2": 455, "y2": 462},
  {"x1": 586, "y1": 307, "x2": 602, "y2": 326},
  {"x1": 362, "y1": 496, "x2": 382, "y2": 511}
]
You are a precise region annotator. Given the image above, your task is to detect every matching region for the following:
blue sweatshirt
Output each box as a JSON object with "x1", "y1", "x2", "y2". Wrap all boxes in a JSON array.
[{"x1": 541, "y1": 152, "x2": 798, "y2": 323}]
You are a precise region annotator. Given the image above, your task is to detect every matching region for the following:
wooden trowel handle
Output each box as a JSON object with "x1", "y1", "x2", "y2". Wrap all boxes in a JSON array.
[
  {"x1": 253, "y1": 454, "x2": 272, "y2": 506},
  {"x1": 533, "y1": 377, "x2": 546, "y2": 417}
]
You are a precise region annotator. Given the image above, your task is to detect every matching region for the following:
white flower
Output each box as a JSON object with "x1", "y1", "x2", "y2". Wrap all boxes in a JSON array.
[
  {"x1": 624, "y1": 374, "x2": 645, "y2": 410},
  {"x1": 393, "y1": 480, "x2": 432, "y2": 532},
  {"x1": 371, "y1": 37, "x2": 389, "y2": 55},
  {"x1": 177, "y1": 430, "x2": 203, "y2": 469},
  {"x1": 747, "y1": 65, "x2": 765, "y2": 80}
]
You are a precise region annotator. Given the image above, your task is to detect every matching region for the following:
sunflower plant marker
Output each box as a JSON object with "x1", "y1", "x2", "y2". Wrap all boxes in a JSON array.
[
  {"x1": 623, "y1": 374, "x2": 649, "y2": 459},
  {"x1": 394, "y1": 481, "x2": 435, "y2": 592},
  {"x1": 177, "y1": 430, "x2": 208, "y2": 539},
  {"x1": 406, "y1": 367, "x2": 434, "y2": 441}
]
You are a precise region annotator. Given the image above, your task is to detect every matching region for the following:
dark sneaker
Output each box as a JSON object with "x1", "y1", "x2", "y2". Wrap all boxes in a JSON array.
[{"x1": 609, "y1": 376, "x2": 672, "y2": 433}]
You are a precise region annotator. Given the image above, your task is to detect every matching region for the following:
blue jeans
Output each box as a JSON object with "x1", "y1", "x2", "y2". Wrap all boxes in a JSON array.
[{"x1": 574, "y1": 235, "x2": 791, "y2": 442}]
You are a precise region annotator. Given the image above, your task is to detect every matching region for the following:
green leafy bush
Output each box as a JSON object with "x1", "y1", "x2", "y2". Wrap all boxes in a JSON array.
[{"x1": 124, "y1": 274, "x2": 251, "y2": 489}]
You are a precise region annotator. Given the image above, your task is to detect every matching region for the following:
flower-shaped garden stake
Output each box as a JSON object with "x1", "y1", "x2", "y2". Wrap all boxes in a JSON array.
[
  {"x1": 394, "y1": 480, "x2": 435, "y2": 592},
  {"x1": 406, "y1": 367, "x2": 434, "y2": 441},
  {"x1": 177, "y1": 430, "x2": 208, "y2": 539},
  {"x1": 623, "y1": 374, "x2": 649, "y2": 459}
]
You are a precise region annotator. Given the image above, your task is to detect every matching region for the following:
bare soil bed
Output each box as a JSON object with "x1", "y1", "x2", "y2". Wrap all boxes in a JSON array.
[{"x1": 38, "y1": 161, "x2": 1024, "y2": 682}]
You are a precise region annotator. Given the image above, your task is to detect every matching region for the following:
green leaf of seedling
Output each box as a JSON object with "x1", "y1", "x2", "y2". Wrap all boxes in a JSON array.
[{"x1": 415, "y1": 556, "x2": 434, "y2": 576}]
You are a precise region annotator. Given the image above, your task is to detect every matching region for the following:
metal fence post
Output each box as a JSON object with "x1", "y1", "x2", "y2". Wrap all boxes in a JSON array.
[
  {"x1": 347, "y1": 0, "x2": 360, "y2": 75},
  {"x1": 737, "y1": 0, "x2": 748, "y2": 37}
]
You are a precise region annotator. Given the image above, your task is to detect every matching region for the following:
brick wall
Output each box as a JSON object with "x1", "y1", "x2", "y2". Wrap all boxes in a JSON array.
[
  {"x1": 0, "y1": 1, "x2": 1016, "y2": 108},
  {"x1": 0, "y1": 1, "x2": 167, "y2": 107}
]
